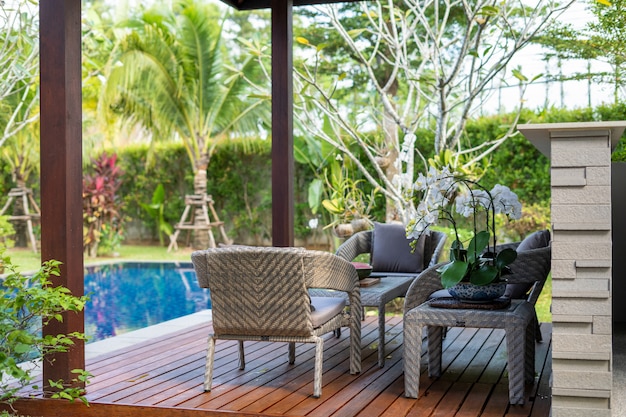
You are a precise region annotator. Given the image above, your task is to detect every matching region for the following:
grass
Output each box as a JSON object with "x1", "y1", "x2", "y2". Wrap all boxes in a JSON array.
[
  {"x1": 4, "y1": 243, "x2": 553, "y2": 323},
  {"x1": 4, "y1": 244, "x2": 195, "y2": 273}
]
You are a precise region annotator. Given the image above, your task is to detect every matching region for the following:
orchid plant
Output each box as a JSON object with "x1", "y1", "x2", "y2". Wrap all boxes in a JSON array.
[{"x1": 405, "y1": 166, "x2": 522, "y2": 289}]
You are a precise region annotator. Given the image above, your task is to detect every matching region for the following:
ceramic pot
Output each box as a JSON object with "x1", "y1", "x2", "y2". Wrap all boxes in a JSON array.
[{"x1": 448, "y1": 281, "x2": 507, "y2": 302}]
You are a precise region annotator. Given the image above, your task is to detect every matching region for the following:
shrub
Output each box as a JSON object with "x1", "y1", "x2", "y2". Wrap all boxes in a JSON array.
[
  {"x1": 83, "y1": 153, "x2": 125, "y2": 257},
  {"x1": 0, "y1": 253, "x2": 90, "y2": 412}
]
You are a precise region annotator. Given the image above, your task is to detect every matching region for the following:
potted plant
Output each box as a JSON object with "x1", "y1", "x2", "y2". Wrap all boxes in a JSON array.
[
  {"x1": 405, "y1": 165, "x2": 522, "y2": 301},
  {"x1": 320, "y1": 161, "x2": 378, "y2": 238}
]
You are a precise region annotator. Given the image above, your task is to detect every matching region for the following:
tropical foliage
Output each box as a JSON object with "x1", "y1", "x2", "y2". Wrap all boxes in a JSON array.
[
  {"x1": 83, "y1": 153, "x2": 125, "y2": 257},
  {"x1": 100, "y1": 0, "x2": 270, "y2": 196},
  {"x1": 284, "y1": 0, "x2": 575, "y2": 223}
]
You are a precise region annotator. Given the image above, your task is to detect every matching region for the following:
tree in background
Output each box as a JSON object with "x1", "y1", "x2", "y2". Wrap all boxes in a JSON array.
[
  {"x1": 0, "y1": 1, "x2": 39, "y2": 150},
  {"x1": 536, "y1": 0, "x2": 626, "y2": 105},
  {"x1": 99, "y1": 0, "x2": 270, "y2": 247},
  {"x1": 276, "y1": 0, "x2": 574, "y2": 223}
]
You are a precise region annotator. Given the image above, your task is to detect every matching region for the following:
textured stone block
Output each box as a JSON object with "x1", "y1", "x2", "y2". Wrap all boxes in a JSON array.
[
  {"x1": 552, "y1": 167, "x2": 586, "y2": 186},
  {"x1": 586, "y1": 166, "x2": 611, "y2": 186},
  {"x1": 551, "y1": 205, "x2": 612, "y2": 225},
  {"x1": 552, "y1": 186, "x2": 611, "y2": 204},
  {"x1": 553, "y1": 358, "x2": 610, "y2": 372},
  {"x1": 576, "y1": 266, "x2": 612, "y2": 279},
  {"x1": 553, "y1": 290, "x2": 609, "y2": 299},
  {"x1": 593, "y1": 316, "x2": 612, "y2": 335},
  {"x1": 552, "y1": 260, "x2": 576, "y2": 280},
  {"x1": 551, "y1": 148, "x2": 610, "y2": 167},
  {"x1": 552, "y1": 370, "x2": 612, "y2": 390},
  {"x1": 553, "y1": 334, "x2": 612, "y2": 355},
  {"x1": 552, "y1": 314, "x2": 592, "y2": 323},
  {"x1": 552, "y1": 321, "x2": 592, "y2": 334},
  {"x1": 553, "y1": 278, "x2": 609, "y2": 292},
  {"x1": 552, "y1": 388, "x2": 610, "y2": 398},
  {"x1": 552, "y1": 241, "x2": 611, "y2": 261},
  {"x1": 552, "y1": 298, "x2": 611, "y2": 316},
  {"x1": 553, "y1": 404, "x2": 610, "y2": 417},
  {"x1": 553, "y1": 230, "x2": 611, "y2": 242}
]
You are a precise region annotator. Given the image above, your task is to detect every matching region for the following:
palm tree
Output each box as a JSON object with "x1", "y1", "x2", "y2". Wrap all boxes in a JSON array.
[{"x1": 100, "y1": 0, "x2": 269, "y2": 247}]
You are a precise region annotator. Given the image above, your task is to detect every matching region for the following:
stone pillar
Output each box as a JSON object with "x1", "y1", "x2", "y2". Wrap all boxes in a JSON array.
[{"x1": 519, "y1": 121, "x2": 626, "y2": 417}]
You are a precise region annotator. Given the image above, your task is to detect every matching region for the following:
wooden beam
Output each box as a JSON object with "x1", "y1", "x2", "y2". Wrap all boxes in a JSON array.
[
  {"x1": 271, "y1": 0, "x2": 294, "y2": 247},
  {"x1": 39, "y1": 0, "x2": 85, "y2": 388},
  {"x1": 1, "y1": 399, "x2": 276, "y2": 417}
]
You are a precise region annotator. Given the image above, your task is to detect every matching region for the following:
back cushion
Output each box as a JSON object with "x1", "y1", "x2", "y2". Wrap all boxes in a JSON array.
[
  {"x1": 370, "y1": 222, "x2": 425, "y2": 273},
  {"x1": 504, "y1": 229, "x2": 551, "y2": 299},
  {"x1": 517, "y1": 229, "x2": 551, "y2": 251}
]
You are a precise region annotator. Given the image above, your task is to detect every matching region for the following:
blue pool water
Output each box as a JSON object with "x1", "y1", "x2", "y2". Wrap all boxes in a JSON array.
[{"x1": 84, "y1": 262, "x2": 210, "y2": 343}]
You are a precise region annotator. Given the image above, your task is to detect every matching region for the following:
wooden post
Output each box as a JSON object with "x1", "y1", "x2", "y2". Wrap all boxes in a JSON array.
[
  {"x1": 39, "y1": 0, "x2": 85, "y2": 389},
  {"x1": 271, "y1": 0, "x2": 294, "y2": 247}
]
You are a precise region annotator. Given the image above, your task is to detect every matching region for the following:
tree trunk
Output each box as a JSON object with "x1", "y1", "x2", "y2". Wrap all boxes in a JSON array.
[
  {"x1": 192, "y1": 168, "x2": 210, "y2": 249},
  {"x1": 382, "y1": 110, "x2": 400, "y2": 222}
]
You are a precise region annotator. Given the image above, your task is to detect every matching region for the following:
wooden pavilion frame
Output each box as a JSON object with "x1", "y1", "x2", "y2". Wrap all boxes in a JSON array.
[{"x1": 38, "y1": 0, "x2": 357, "y2": 389}]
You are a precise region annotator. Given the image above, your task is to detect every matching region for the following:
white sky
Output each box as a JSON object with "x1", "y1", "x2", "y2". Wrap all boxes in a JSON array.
[{"x1": 481, "y1": 1, "x2": 612, "y2": 113}]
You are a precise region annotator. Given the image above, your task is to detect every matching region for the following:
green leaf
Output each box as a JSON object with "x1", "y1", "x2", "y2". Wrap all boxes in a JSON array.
[
  {"x1": 151, "y1": 183, "x2": 165, "y2": 205},
  {"x1": 347, "y1": 28, "x2": 366, "y2": 38},
  {"x1": 479, "y1": 5, "x2": 500, "y2": 16},
  {"x1": 440, "y1": 261, "x2": 469, "y2": 288},
  {"x1": 470, "y1": 264, "x2": 498, "y2": 285},
  {"x1": 308, "y1": 179, "x2": 324, "y2": 214},
  {"x1": 296, "y1": 36, "x2": 310, "y2": 46},
  {"x1": 495, "y1": 248, "x2": 517, "y2": 269},
  {"x1": 322, "y1": 198, "x2": 343, "y2": 214},
  {"x1": 466, "y1": 231, "x2": 489, "y2": 261},
  {"x1": 14, "y1": 343, "x2": 31, "y2": 354},
  {"x1": 512, "y1": 68, "x2": 528, "y2": 82}
]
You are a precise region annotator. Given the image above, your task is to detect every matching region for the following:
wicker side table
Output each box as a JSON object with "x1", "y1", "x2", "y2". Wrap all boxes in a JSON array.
[{"x1": 404, "y1": 299, "x2": 535, "y2": 405}]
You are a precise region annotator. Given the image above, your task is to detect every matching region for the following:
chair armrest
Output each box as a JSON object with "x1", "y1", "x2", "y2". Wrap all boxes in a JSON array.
[
  {"x1": 425, "y1": 231, "x2": 448, "y2": 268},
  {"x1": 335, "y1": 230, "x2": 372, "y2": 261},
  {"x1": 507, "y1": 244, "x2": 552, "y2": 305},
  {"x1": 305, "y1": 250, "x2": 360, "y2": 293},
  {"x1": 403, "y1": 262, "x2": 446, "y2": 314}
]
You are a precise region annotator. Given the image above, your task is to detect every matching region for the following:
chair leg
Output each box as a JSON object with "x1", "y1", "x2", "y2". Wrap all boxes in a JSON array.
[
  {"x1": 238, "y1": 340, "x2": 245, "y2": 370},
  {"x1": 313, "y1": 337, "x2": 324, "y2": 398},
  {"x1": 288, "y1": 342, "x2": 296, "y2": 364},
  {"x1": 204, "y1": 335, "x2": 216, "y2": 392}
]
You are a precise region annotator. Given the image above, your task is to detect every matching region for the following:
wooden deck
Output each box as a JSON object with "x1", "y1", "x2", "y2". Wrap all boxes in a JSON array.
[{"x1": 7, "y1": 314, "x2": 552, "y2": 417}]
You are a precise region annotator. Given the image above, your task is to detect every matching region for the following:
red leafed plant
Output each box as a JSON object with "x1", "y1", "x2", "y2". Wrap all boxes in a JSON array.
[{"x1": 83, "y1": 153, "x2": 124, "y2": 257}]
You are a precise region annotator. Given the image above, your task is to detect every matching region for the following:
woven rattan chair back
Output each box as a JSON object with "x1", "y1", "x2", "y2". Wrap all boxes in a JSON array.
[{"x1": 191, "y1": 246, "x2": 362, "y2": 398}]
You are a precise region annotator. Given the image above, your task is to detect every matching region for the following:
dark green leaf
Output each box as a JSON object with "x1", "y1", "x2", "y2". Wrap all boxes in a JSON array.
[
  {"x1": 440, "y1": 261, "x2": 469, "y2": 288},
  {"x1": 495, "y1": 248, "x2": 517, "y2": 269},
  {"x1": 470, "y1": 264, "x2": 498, "y2": 285}
]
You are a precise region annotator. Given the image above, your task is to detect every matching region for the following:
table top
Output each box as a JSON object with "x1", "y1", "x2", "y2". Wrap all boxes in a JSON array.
[
  {"x1": 359, "y1": 276, "x2": 415, "y2": 306},
  {"x1": 409, "y1": 299, "x2": 534, "y2": 328}
]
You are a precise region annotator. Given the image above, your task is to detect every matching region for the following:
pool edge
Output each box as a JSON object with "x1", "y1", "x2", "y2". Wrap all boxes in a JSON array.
[{"x1": 85, "y1": 309, "x2": 212, "y2": 359}]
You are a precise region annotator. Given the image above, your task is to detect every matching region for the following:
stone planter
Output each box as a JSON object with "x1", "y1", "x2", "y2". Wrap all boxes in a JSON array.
[{"x1": 448, "y1": 281, "x2": 507, "y2": 302}]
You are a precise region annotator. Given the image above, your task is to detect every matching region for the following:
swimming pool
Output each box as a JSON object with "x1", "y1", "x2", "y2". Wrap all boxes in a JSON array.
[{"x1": 84, "y1": 262, "x2": 210, "y2": 343}]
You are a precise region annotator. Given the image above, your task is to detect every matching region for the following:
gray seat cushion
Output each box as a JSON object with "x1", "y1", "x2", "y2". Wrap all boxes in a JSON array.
[{"x1": 310, "y1": 297, "x2": 346, "y2": 327}]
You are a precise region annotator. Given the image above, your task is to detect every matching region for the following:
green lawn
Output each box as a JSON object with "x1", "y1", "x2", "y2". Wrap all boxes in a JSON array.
[{"x1": 4, "y1": 244, "x2": 194, "y2": 273}]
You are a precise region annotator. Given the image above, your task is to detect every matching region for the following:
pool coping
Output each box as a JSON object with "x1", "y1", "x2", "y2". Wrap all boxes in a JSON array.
[{"x1": 85, "y1": 309, "x2": 212, "y2": 359}]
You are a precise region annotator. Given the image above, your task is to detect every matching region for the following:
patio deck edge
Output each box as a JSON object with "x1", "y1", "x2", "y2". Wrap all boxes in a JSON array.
[{"x1": 1, "y1": 398, "x2": 303, "y2": 417}]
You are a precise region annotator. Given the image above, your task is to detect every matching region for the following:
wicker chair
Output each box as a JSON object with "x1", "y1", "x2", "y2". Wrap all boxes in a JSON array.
[
  {"x1": 191, "y1": 246, "x2": 362, "y2": 398},
  {"x1": 335, "y1": 229, "x2": 447, "y2": 276},
  {"x1": 404, "y1": 241, "x2": 552, "y2": 342}
]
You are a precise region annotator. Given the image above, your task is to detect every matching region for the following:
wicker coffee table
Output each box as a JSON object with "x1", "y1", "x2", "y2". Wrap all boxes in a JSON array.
[{"x1": 403, "y1": 299, "x2": 535, "y2": 405}]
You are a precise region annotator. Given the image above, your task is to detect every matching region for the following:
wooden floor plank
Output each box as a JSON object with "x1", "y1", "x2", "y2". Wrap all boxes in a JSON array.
[
  {"x1": 9, "y1": 316, "x2": 552, "y2": 417},
  {"x1": 239, "y1": 320, "x2": 385, "y2": 416}
]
